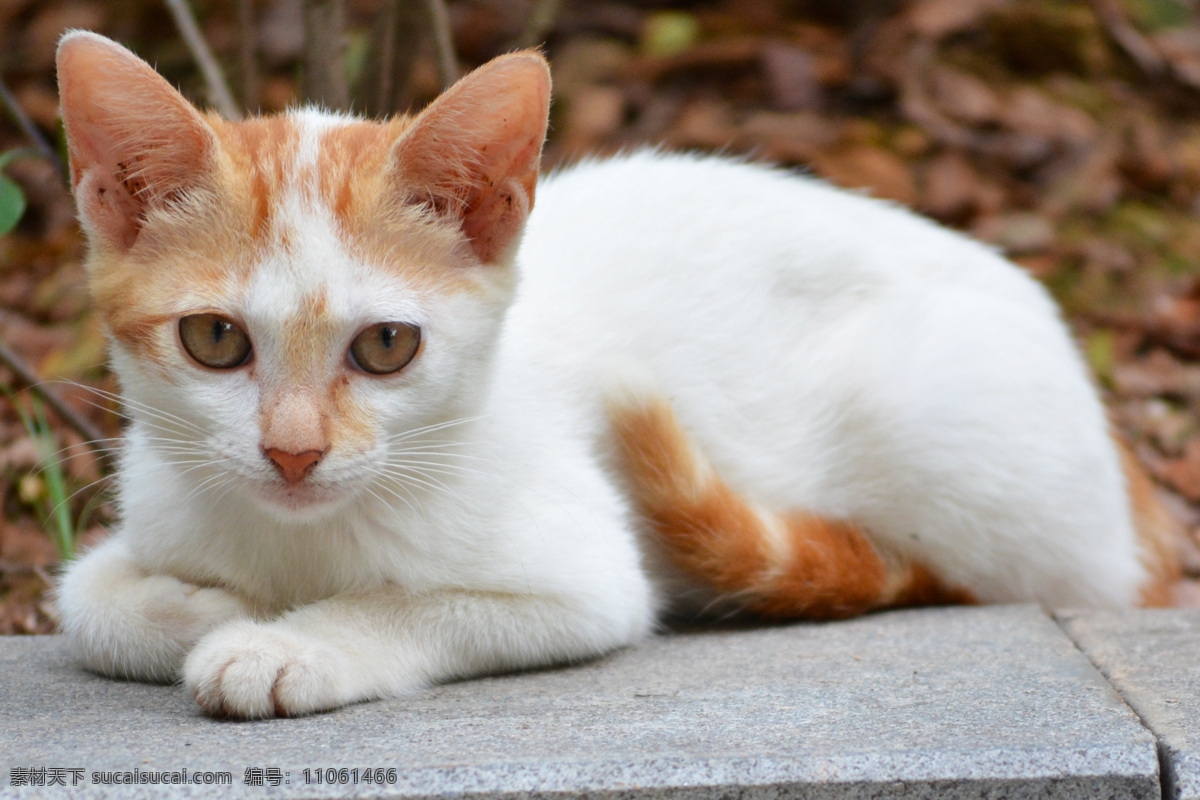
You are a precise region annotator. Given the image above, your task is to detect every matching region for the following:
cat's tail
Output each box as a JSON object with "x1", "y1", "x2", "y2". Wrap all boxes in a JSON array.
[
  {"x1": 606, "y1": 389, "x2": 975, "y2": 620},
  {"x1": 1117, "y1": 439, "x2": 1184, "y2": 607}
]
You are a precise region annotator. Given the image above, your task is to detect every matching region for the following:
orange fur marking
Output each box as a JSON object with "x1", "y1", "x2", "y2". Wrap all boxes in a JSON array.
[
  {"x1": 610, "y1": 394, "x2": 974, "y2": 620},
  {"x1": 1116, "y1": 436, "x2": 1183, "y2": 607},
  {"x1": 211, "y1": 115, "x2": 300, "y2": 243}
]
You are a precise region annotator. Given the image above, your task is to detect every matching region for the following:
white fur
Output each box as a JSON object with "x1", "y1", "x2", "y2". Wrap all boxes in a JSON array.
[{"x1": 58, "y1": 148, "x2": 1141, "y2": 717}]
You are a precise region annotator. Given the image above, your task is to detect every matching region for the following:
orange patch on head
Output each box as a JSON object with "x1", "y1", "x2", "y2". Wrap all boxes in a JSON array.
[
  {"x1": 610, "y1": 393, "x2": 974, "y2": 620},
  {"x1": 209, "y1": 114, "x2": 301, "y2": 244},
  {"x1": 279, "y1": 288, "x2": 337, "y2": 376},
  {"x1": 311, "y1": 118, "x2": 485, "y2": 296},
  {"x1": 316, "y1": 120, "x2": 409, "y2": 229}
]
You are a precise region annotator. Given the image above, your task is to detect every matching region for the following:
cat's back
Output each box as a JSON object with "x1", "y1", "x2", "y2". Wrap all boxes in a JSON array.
[
  {"x1": 522, "y1": 151, "x2": 1039, "y2": 302},
  {"x1": 510, "y1": 151, "x2": 1140, "y2": 609}
]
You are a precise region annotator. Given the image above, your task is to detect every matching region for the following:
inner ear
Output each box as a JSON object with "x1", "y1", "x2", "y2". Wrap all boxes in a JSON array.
[
  {"x1": 390, "y1": 52, "x2": 551, "y2": 265},
  {"x1": 57, "y1": 31, "x2": 220, "y2": 251}
]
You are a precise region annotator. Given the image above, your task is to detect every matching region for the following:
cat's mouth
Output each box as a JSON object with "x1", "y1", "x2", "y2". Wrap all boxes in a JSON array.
[{"x1": 255, "y1": 480, "x2": 345, "y2": 516}]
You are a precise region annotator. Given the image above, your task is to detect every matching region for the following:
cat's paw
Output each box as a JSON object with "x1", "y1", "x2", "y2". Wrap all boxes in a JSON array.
[
  {"x1": 59, "y1": 555, "x2": 252, "y2": 683},
  {"x1": 139, "y1": 575, "x2": 249, "y2": 642},
  {"x1": 183, "y1": 621, "x2": 348, "y2": 719}
]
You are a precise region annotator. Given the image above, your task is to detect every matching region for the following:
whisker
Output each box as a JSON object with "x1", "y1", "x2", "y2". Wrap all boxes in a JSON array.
[
  {"x1": 180, "y1": 470, "x2": 234, "y2": 506},
  {"x1": 378, "y1": 466, "x2": 456, "y2": 497},
  {"x1": 386, "y1": 414, "x2": 490, "y2": 443},
  {"x1": 382, "y1": 460, "x2": 488, "y2": 481},
  {"x1": 389, "y1": 446, "x2": 496, "y2": 463},
  {"x1": 54, "y1": 380, "x2": 207, "y2": 436},
  {"x1": 361, "y1": 482, "x2": 417, "y2": 522}
]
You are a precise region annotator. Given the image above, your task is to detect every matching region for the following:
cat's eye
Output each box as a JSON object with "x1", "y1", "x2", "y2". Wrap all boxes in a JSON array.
[
  {"x1": 179, "y1": 314, "x2": 252, "y2": 369},
  {"x1": 350, "y1": 322, "x2": 421, "y2": 375}
]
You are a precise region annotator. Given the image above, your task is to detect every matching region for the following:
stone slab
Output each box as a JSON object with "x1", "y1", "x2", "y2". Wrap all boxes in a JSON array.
[
  {"x1": 1, "y1": 605, "x2": 1159, "y2": 799},
  {"x1": 1058, "y1": 608, "x2": 1200, "y2": 800}
]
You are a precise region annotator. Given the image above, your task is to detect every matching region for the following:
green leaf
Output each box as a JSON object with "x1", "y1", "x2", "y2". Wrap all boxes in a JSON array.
[
  {"x1": 0, "y1": 173, "x2": 26, "y2": 236},
  {"x1": 1127, "y1": 0, "x2": 1191, "y2": 31},
  {"x1": 640, "y1": 11, "x2": 701, "y2": 58},
  {"x1": 1086, "y1": 329, "x2": 1116, "y2": 389}
]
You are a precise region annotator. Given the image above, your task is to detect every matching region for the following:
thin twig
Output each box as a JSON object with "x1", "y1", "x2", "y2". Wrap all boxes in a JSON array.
[
  {"x1": 0, "y1": 339, "x2": 112, "y2": 466},
  {"x1": 1090, "y1": 0, "x2": 1167, "y2": 76},
  {"x1": 1089, "y1": 0, "x2": 1200, "y2": 92},
  {"x1": 302, "y1": 0, "x2": 350, "y2": 110},
  {"x1": 512, "y1": 0, "x2": 562, "y2": 49},
  {"x1": 163, "y1": 0, "x2": 243, "y2": 119},
  {"x1": 423, "y1": 0, "x2": 459, "y2": 89},
  {"x1": 368, "y1": 0, "x2": 399, "y2": 115},
  {"x1": 235, "y1": 0, "x2": 261, "y2": 111},
  {"x1": 364, "y1": 0, "x2": 422, "y2": 116},
  {"x1": 0, "y1": 77, "x2": 64, "y2": 182}
]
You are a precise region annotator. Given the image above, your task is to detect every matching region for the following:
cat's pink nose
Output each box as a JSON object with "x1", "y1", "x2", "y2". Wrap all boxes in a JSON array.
[{"x1": 264, "y1": 448, "x2": 324, "y2": 485}]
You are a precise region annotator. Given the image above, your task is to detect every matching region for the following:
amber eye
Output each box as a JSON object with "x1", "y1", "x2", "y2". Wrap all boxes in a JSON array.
[
  {"x1": 349, "y1": 322, "x2": 421, "y2": 375},
  {"x1": 179, "y1": 314, "x2": 252, "y2": 369}
]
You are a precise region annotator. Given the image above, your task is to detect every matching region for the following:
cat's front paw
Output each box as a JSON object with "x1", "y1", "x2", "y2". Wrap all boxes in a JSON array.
[
  {"x1": 140, "y1": 575, "x2": 249, "y2": 642},
  {"x1": 183, "y1": 621, "x2": 349, "y2": 719},
  {"x1": 59, "y1": 553, "x2": 252, "y2": 683}
]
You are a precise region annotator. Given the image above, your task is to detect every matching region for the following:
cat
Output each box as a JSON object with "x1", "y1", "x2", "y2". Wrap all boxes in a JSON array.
[{"x1": 54, "y1": 30, "x2": 1180, "y2": 719}]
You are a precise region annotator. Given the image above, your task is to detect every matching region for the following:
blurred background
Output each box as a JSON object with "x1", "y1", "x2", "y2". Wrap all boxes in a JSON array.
[{"x1": 2, "y1": 0, "x2": 1200, "y2": 632}]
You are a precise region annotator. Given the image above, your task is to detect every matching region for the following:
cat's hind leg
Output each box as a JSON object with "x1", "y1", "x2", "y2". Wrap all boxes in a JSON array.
[
  {"x1": 56, "y1": 536, "x2": 252, "y2": 682},
  {"x1": 608, "y1": 390, "x2": 975, "y2": 619}
]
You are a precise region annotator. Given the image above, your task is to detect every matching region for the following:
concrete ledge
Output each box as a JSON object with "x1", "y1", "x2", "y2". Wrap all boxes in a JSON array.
[
  {"x1": 1059, "y1": 609, "x2": 1200, "y2": 800},
  {"x1": 0, "y1": 605, "x2": 1169, "y2": 798}
]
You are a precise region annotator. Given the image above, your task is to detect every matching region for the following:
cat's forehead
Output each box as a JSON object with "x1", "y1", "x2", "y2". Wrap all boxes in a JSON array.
[
  {"x1": 92, "y1": 110, "x2": 477, "y2": 359},
  {"x1": 214, "y1": 110, "x2": 395, "y2": 234},
  {"x1": 209, "y1": 110, "x2": 475, "y2": 288}
]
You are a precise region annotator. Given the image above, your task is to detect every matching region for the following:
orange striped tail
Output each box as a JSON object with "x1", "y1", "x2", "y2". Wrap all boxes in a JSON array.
[{"x1": 608, "y1": 393, "x2": 975, "y2": 620}]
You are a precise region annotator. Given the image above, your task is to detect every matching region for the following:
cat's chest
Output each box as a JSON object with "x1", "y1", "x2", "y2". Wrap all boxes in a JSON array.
[{"x1": 127, "y1": 486, "x2": 468, "y2": 608}]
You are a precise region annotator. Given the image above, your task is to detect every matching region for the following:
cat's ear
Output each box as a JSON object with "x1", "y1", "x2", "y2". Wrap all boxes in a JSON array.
[
  {"x1": 56, "y1": 31, "x2": 220, "y2": 251},
  {"x1": 391, "y1": 52, "x2": 550, "y2": 265}
]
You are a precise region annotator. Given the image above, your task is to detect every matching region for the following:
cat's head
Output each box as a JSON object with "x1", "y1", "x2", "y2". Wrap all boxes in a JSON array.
[{"x1": 56, "y1": 32, "x2": 550, "y2": 518}]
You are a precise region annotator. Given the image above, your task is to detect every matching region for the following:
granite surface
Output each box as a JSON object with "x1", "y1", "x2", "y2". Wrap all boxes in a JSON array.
[
  {"x1": 1060, "y1": 608, "x2": 1200, "y2": 800},
  {"x1": 1, "y1": 605, "x2": 1165, "y2": 798}
]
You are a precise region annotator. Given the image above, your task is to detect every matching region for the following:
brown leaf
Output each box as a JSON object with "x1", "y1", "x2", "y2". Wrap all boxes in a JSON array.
[
  {"x1": 929, "y1": 67, "x2": 1002, "y2": 126},
  {"x1": 1119, "y1": 113, "x2": 1175, "y2": 193},
  {"x1": 666, "y1": 100, "x2": 738, "y2": 152},
  {"x1": 1001, "y1": 86, "x2": 1098, "y2": 148},
  {"x1": 760, "y1": 41, "x2": 820, "y2": 111},
  {"x1": 906, "y1": 0, "x2": 1006, "y2": 39},
  {"x1": 738, "y1": 111, "x2": 837, "y2": 165},
  {"x1": 1042, "y1": 135, "x2": 1123, "y2": 215},
  {"x1": 552, "y1": 38, "x2": 634, "y2": 97},
  {"x1": 20, "y1": 2, "x2": 106, "y2": 72},
  {"x1": 0, "y1": 521, "x2": 58, "y2": 568},
  {"x1": 812, "y1": 145, "x2": 917, "y2": 206},
  {"x1": 1113, "y1": 350, "x2": 1200, "y2": 399},
  {"x1": 922, "y1": 149, "x2": 984, "y2": 221},
  {"x1": 562, "y1": 86, "x2": 628, "y2": 156},
  {"x1": 1156, "y1": 438, "x2": 1200, "y2": 502}
]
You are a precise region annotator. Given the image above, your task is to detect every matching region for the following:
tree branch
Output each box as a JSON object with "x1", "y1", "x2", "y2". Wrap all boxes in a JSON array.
[
  {"x1": 302, "y1": 0, "x2": 350, "y2": 110},
  {"x1": 164, "y1": 0, "x2": 243, "y2": 119},
  {"x1": 364, "y1": 0, "x2": 422, "y2": 116},
  {"x1": 235, "y1": 0, "x2": 261, "y2": 111},
  {"x1": 423, "y1": 0, "x2": 459, "y2": 89},
  {"x1": 0, "y1": 77, "x2": 64, "y2": 182},
  {"x1": 0, "y1": 339, "x2": 112, "y2": 469},
  {"x1": 512, "y1": 0, "x2": 562, "y2": 50}
]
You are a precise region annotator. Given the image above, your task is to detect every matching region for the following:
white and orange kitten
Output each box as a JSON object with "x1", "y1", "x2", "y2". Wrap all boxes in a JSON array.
[{"x1": 55, "y1": 31, "x2": 1178, "y2": 719}]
